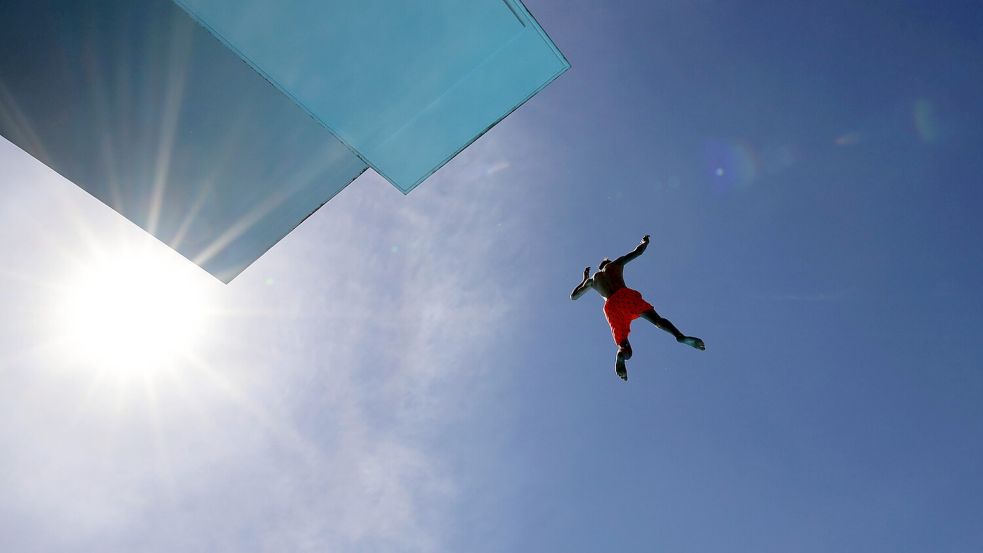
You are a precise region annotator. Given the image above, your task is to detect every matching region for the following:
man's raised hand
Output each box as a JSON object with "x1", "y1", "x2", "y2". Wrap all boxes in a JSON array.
[
  {"x1": 583, "y1": 266, "x2": 591, "y2": 280},
  {"x1": 641, "y1": 234, "x2": 650, "y2": 244}
]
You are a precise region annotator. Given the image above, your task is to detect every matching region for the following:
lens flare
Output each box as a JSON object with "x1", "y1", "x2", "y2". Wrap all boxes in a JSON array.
[
  {"x1": 834, "y1": 132, "x2": 861, "y2": 146},
  {"x1": 914, "y1": 99, "x2": 940, "y2": 143},
  {"x1": 705, "y1": 139, "x2": 758, "y2": 189}
]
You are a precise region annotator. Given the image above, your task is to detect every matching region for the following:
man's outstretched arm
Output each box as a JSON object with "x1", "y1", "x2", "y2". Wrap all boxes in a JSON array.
[
  {"x1": 614, "y1": 234, "x2": 650, "y2": 265},
  {"x1": 571, "y1": 266, "x2": 593, "y2": 300}
]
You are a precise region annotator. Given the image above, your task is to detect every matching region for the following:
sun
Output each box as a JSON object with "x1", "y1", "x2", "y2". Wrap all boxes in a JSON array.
[{"x1": 50, "y1": 246, "x2": 216, "y2": 378}]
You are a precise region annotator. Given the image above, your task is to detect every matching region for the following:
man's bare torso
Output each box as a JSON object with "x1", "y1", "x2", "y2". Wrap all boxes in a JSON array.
[{"x1": 592, "y1": 262, "x2": 627, "y2": 299}]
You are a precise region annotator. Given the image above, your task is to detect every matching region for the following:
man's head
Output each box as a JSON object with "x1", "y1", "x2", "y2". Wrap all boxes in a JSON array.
[{"x1": 598, "y1": 258, "x2": 611, "y2": 270}]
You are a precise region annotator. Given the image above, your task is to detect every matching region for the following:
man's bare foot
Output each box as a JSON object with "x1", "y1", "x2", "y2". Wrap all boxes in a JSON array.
[
  {"x1": 678, "y1": 336, "x2": 705, "y2": 350},
  {"x1": 615, "y1": 359, "x2": 628, "y2": 381}
]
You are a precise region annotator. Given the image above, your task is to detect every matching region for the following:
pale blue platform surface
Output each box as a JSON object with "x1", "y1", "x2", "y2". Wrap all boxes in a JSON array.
[
  {"x1": 0, "y1": 0, "x2": 567, "y2": 282},
  {"x1": 174, "y1": 0, "x2": 570, "y2": 192}
]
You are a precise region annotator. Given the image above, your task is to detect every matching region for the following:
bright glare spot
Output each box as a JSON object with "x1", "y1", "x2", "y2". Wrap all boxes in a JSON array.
[
  {"x1": 52, "y1": 249, "x2": 214, "y2": 377},
  {"x1": 715, "y1": 168, "x2": 725, "y2": 176}
]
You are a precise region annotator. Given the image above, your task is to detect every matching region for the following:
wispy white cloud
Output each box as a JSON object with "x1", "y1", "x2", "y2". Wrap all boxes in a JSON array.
[{"x1": 0, "y1": 131, "x2": 532, "y2": 551}]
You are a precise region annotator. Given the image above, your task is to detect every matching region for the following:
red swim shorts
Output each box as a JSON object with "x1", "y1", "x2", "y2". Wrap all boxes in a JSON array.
[{"x1": 603, "y1": 287, "x2": 654, "y2": 345}]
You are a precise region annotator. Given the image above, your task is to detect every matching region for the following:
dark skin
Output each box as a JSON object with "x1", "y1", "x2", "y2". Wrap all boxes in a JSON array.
[{"x1": 571, "y1": 235, "x2": 705, "y2": 381}]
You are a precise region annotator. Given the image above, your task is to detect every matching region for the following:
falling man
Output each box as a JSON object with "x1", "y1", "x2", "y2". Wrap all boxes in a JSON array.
[{"x1": 571, "y1": 235, "x2": 705, "y2": 381}]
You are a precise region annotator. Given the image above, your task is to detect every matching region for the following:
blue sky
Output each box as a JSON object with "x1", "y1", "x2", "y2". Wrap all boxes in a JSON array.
[{"x1": 1, "y1": 0, "x2": 982, "y2": 551}]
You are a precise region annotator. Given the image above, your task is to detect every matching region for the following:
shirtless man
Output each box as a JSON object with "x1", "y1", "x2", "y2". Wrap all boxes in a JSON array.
[{"x1": 570, "y1": 235, "x2": 705, "y2": 381}]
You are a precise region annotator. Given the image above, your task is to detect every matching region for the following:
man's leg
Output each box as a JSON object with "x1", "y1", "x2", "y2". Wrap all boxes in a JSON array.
[
  {"x1": 641, "y1": 309, "x2": 705, "y2": 350},
  {"x1": 615, "y1": 339, "x2": 632, "y2": 381}
]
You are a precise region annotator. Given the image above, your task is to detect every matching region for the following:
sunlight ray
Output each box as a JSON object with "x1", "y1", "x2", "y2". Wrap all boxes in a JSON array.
[
  {"x1": 167, "y1": 112, "x2": 252, "y2": 251},
  {"x1": 146, "y1": 19, "x2": 194, "y2": 236},
  {"x1": 0, "y1": 82, "x2": 52, "y2": 165},
  {"x1": 142, "y1": 373, "x2": 180, "y2": 499},
  {"x1": 80, "y1": 29, "x2": 126, "y2": 213}
]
